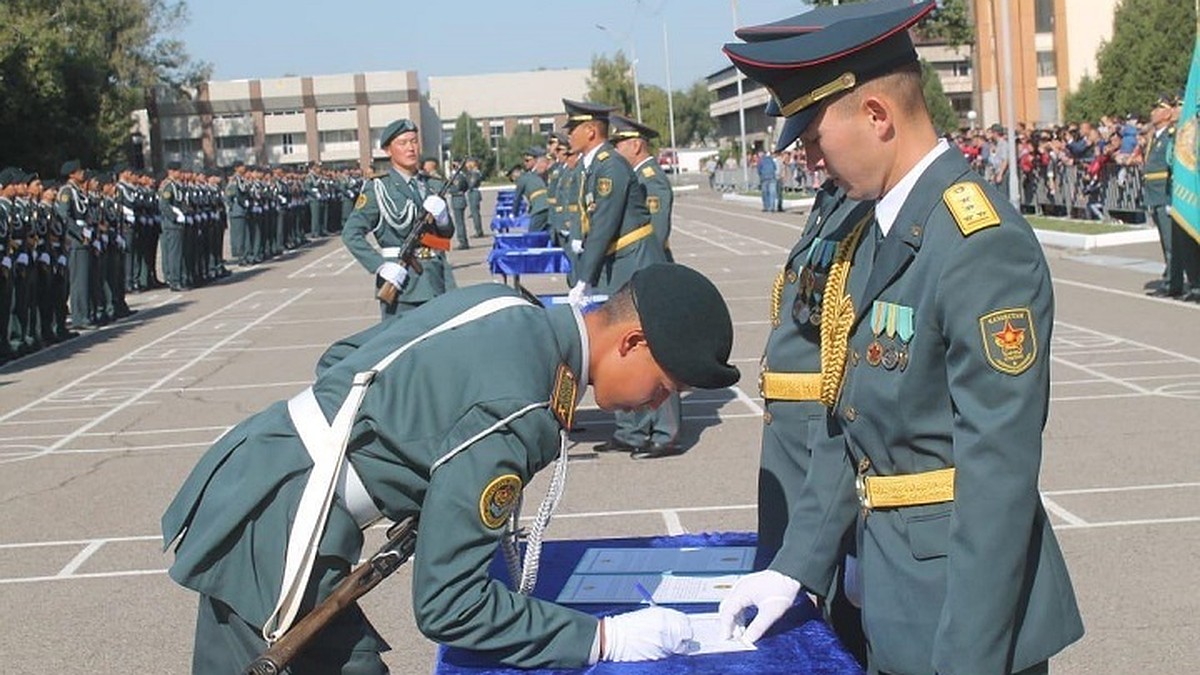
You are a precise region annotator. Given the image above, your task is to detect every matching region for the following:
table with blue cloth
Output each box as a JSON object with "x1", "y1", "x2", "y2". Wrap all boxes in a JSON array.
[
  {"x1": 437, "y1": 533, "x2": 864, "y2": 675},
  {"x1": 488, "y1": 247, "x2": 571, "y2": 287},
  {"x1": 493, "y1": 232, "x2": 552, "y2": 250}
]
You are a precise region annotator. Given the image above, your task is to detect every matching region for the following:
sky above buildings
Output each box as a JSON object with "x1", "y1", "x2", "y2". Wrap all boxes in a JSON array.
[{"x1": 178, "y1": 0, "x2": 811, "y2": 89}]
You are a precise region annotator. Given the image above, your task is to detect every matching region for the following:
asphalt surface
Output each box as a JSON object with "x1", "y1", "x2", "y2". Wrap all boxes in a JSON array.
[{"x1": 1, "y1": 179, "x2": 1196, "y2": 674}]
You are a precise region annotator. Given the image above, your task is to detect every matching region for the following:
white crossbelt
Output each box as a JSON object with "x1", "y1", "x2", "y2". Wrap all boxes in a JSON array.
[{"x1": 262, "y1": 295, "x2": 532, "y2": 645}]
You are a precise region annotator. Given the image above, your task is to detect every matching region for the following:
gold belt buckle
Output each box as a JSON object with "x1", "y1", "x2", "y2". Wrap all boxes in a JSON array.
[{"x1": 855, "y1": 457, "x2": 873, "y2": 516}]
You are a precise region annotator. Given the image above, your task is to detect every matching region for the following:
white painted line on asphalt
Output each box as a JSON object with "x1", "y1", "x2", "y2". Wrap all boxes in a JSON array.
[
  {"x1": 0, "y1": 534, "x2": 160, "y2": 550},
  {"x1": 1052, "y1": 347, "x2": 1150, "y2": 357},
  {"x1": 261, "y1": 315, "x2": 375, "y2": 326},
  {"x1": 0, "y1": 289, "x2": 311, "y2": 465},
  {"x1": 52, "y1": 441, "x2": 214, "y2": 455},
  {"x1": 672, "y1": 222, "x2": 743, "y2": 255},
  {"x1": 0, "y1": 569, "x2": 166, "y2": 585},
  {"x1": 56, "y1": 541, "x2": 105, "y2": 577},
  {"x1": 1056, "y1": 516, "x2": 1200, "y2": 531},
  {"x1": 1042, "y1": 497, "x2": 1088, "y2": 527},
  {"x1": 1053, "y1": 373, "x2": 1200, "y2": 385},
  {"x1": 1049, "y1": 356, "x2": 1150, "y2": 395},
  {"x1": 662, "y1": 511, "x2": 687, "y2": 535},
  {"x1": 232, "y1": 344, "x2": 328, "y2": 353},
  {"x1": 287, "y1": 247, "x2": 348, "y2": 279},
  {"x1": 1054, "y1": 277, "x2": 1200, "y2": 311},
  {"x1": 172, "y1": 381, "x2": 310, "y2": 392},
  {"x1": 1083, "y1": 359, "x2": 1188, "y2": 368},
  {"x1": 679, "y1": 202, "x2": 806, "y2": 232},
  {"x1": 1043, "y1": 481, "x2": 1200, "y2": 497},
  {"x1": 731, "y1": 386, "x2": 764, "y2": 416},
  {"x1": 1049, "y1": 392, "x2": 1153, "y2": 402}
]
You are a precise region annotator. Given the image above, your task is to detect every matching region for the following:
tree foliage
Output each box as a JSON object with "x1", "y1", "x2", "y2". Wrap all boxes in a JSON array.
[
  {"x1": 1062, "y1": 0, "x2": 1195, "y2": 123},
  {"x1": 921, "y1": 59, "x2": 959, "y2": 135},
  {"x1": 586, "y1": 52, "x2": 718, "y2": 148},
  {"x1": 807, "y1": 0, "x2": 974, "y2": 46},
  {"x1": 0, "y1": 0, "x2": 209, "y2": 175}
]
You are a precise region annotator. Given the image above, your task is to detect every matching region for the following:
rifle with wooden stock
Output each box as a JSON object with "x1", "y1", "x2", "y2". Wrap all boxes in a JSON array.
[{"x1": 241, "y1": 516, "x2": 419, "y2": 675}]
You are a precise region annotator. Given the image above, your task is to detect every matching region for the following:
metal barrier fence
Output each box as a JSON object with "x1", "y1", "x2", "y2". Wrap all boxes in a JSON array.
[{"x1": 710, "y1": 159, "x2": 1151, "y2": 224}]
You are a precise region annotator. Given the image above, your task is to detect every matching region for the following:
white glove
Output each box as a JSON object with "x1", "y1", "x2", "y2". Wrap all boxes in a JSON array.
[
  {"x1": 567, "y1": 281, "x2": 588, "y2": 308},
  {"x1": 38, "y1": 252, "x2": 51, "y2": 265},
  {"x1": 16, "y1": 253, "x2": 29, "y2": 266},
  {"x1": 718, "y1": 569, "x2": 802, "y2": 644},
  {"x1": 172, "y1": 207, "x2": 185, "y2": 224},
  {"x1": 423, "y1": 195, "x2": 449, "y2": 226},
  {"x1": 0, "y1": 257, "x2": 10, "y2": 270},
  {"x1": 83, "y1": 226, "x2": 94, "y2": 240},
  {"x1": 116, "y1": 235, "x2": 127, "y2": 250},
  {"x1": 122, "y1": 205, "x2": 135, "y2": 223},
  {"x1": 570, "y1": 238, "x2": 584, "y2": 254},
  {"x1": 376, "y1": 261, "x2": 408, "y2": 288},
  {"x1": 57, "y1": 255, "x2": 68, "y2": 267},
  {"x1": 92, "y1": 240, "x2": 103, "y2": 253},
  {"x1": 600, "y1": 607, "x2": 695, "y2": 662}
]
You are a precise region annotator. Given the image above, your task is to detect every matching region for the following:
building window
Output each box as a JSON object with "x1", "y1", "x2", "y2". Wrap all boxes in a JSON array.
[
  {"x1": 489, "y1": 121, "x2": 504, "y2": 142},
  {"x1": 163, "y1": 138, "x2": 197, "y2": 155},
  {"x1": 319, "y1": 129, "x2": 359, "y2": 145},
  {"x1": 282, "y1": 133, "x2": 294, "y2": 155},
  {"x1": 539, "y1": 120, "x2": 554, "y2": 135},
  {"x1": 1038, "y1": 88, "x2": 1059, "y2": 126},
  {"x1": 215, "y1": 135, "x2": 253, "y2": 150},
  {"x1": 1036, "y1": 51, "x2": 1057, "y2": 78},
  {"x1": 1034, "y1": 0, "x2": 1054, "y2": 34},
  {"x1": 316, "y1": 107, "x2": 355, "y2": 114}
]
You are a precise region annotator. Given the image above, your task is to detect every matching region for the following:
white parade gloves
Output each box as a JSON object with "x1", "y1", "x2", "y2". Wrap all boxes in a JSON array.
[
  {"x1": 598, "y1": 607, "x2": 695, "y2": 662},
  {"x1": 718, "y1": 569, "x2": 802, "y2": 644},
  {"x1": 570, "y1": 239, "x2": 584, "y2": 254},
  {"x1": 422, "y1": 195, "x2": 449, "y2": 226},
  {"x1": 376, "y1": 261, "x2": 408, "y2": 288},
  {"x1": 567, "y1": 281, "x2": 589, "y2": 308}
]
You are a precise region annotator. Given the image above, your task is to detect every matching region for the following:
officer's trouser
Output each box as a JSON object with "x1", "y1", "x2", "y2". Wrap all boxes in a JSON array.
[{"x1": 613, "y1": 392, "x2": 681, "y2": 448}]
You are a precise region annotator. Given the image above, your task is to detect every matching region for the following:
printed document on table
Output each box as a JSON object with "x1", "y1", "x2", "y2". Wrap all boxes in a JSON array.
[
  {"x1": 571, "y1": 547, "x2": 755, "y2": 575},
  {"x1": 685, "y1": 613, "x2": 757, "y2": 655},
  {"x1": 555, "y1": 573, "x2": 743, "y2": 604}
]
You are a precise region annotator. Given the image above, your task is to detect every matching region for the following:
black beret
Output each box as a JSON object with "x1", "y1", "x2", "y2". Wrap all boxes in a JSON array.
[
  {"x1": 380, "y1": 119, "x2": 418, "y2": 149},
  {"x1": 59, "y1": 159, "x2": 82, "y2": 178},
  {"x1": 167, "y1": 161, "x2": 182, "y2": 171},
  {"x1": 631, "y1": 263, "x2": 739, "y2": 389}
]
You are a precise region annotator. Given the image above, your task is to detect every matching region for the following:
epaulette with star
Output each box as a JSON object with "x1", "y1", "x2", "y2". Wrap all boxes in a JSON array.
[{"x1": 943, "y1": 182, "x2": 1000, "y2": 237}]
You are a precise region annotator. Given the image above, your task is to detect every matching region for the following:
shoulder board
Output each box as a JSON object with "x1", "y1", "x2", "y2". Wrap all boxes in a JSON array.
[
  {"x1": 550, "y1": 363, "x2": 578, "y2": 429},
  {"x1": 943, "y1": 182, "x2": 1000, "y2": 237},
  {"x1": 596, "y1": 150, "x2": 610, "y2": 162},
  {"x1": 59, "y1": 191, "x2": 71, "y2": 203},
  {"x1": 641, "y1": 166, "x2": 657, "y2": 178}
]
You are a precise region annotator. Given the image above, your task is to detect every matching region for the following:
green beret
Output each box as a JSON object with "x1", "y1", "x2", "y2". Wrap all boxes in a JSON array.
[
  {"x1": 59, "y1": 159, "x2": 82, "y2": 178},
  {"x1": 380, "y1": 119, "x2": 418, "y2": 149},
  {"x1": 631, "y1": 263, "x2": 739, "y2": 389}
]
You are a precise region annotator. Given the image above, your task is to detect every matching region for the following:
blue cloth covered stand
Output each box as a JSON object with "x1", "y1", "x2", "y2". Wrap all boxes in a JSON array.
[
  {"x1": 436, "y1": 533, "x2": 864, "y2": 675},
  {"x1": 487, "y1": 247, "x2": 571, "y2": 276}
]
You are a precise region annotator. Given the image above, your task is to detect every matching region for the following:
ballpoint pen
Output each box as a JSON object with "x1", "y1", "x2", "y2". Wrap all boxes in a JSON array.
[{"x1": 634, "y1": 581, "x2": 658, "y2": 607}]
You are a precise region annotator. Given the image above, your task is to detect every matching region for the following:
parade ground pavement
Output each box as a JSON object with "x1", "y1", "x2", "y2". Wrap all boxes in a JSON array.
[{"x1": 1, "y1": 182, "x2": 1196, "y2": 673}]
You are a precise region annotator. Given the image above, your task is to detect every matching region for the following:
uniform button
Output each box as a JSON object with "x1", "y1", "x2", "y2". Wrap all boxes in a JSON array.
[
  {"x1": 843, "y1": 407, "x2": 857, "y2": 422},
  {"x1": 763, "y1": 411, "x2": 773, "y2": 425},
  {"x1": 910, "y1": 224, "x2": 923, "y2": 238},
  {"x1": 786, "y1": 269, "x2": 798, "y2": 283},
  {"x1": 851, "y1": 350, "x2": 860, "y2": 366}
]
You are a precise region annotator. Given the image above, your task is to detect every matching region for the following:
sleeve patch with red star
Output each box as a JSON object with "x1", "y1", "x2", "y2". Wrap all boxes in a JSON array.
[
  {"x1": 979, "y1": 307, "x2": 1036, "y2": 375},
  {"x1": 479, "y1": 474, "x2": 523, "y2": 529}
]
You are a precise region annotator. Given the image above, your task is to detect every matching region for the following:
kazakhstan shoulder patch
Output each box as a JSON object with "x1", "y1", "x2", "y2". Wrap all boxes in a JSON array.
[
  {"x1": 479, "y1": 474, "x2": 522, "y2": 529},
  {"x1": 943, "y1": 182, "x2": 1000, "y2": 237},
  {"x1": 354, "y1": 193, "x2": 368, "y2": 210},
  {"x1": 58, "y1": 191, "x2": 71, "y2": 203},
  {"x1": 979, "y1": 307, "x2": 1036, "y2": 375},
  {"x1": 646, "y1": 195, "x2": 660, "y2": 214},
  {"x1": 597, "y1": 177, "x2": 613, "y2": 197}
]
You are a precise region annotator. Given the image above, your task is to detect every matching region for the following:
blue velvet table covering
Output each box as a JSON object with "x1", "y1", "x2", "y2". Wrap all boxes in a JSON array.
[
  {"x1": 491, "y1": 213, "x2": 531, "y2": 232},
  {"x1": 493, "y1": 232, "x2": 552, "y2": 250},
  {"x1": 437, "y1": 533, "x2": 863, "y2": 675},
  {"x1": 488, "y1": 247, "x2": 571, "y2": 276}
]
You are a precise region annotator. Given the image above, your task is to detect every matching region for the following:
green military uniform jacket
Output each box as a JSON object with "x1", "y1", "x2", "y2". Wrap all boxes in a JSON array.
[
  {"x1": 448, "y1": 170, "x2": 468, "y2": 210},
  {"x1": 575, "y1": 143, "x2": 666, "y2": 294},
  {"x1": 546, "y1": 160, "x2": 565, "y2": 236},
  {"x1": 823, "y1": 148, "x2": 1083, "y2": 674},
  {"x1": 466, "y1": 169, "x2": 483, "y2": 208},
  {"x1": 514, "y1": 171, "x2": 550, "y2": 233},
  {"x1": 1143, "y1": 124, "x2": 1175, "y2": 207},
  {"x1": 342, "y1": 167, "x2": 454, "y2": 306},
  {"x1": 632, "y1": 157, "x2": 675, "y2": 262},
  {"x1": 55, "y1": 181, "x2": 92, "y2": 250},
  {"x1": 162, "y1": 284, "x2": 598, "y2": 668},
  {"x1": 759, "y1": 184, "x2": 874, "y2": 592}
]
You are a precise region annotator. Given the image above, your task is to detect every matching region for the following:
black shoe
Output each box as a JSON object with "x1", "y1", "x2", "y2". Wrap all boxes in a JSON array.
[
  {"x1": 1184, "y1": 290, "x2": 1200, "y2": 303},
  {"x1": 593, "y1": 439, "x2": 642, "y2": 453},
  {"x1": 169, "y1": 284, "x2": 185, "y2": 292},
  {"x1": 630, "y1": 443, "x2": 685, "y2": 460},
  {"x1": 1149, "y1": 287, "x2": 1183, "y2": 298}
]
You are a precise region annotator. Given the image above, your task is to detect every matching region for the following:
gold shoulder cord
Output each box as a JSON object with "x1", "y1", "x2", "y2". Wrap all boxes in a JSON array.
[
  {"x1": 769, "y1": 269, "x2": 785, "y2": 327},
  {"x1": 818, "y1": 210, "x2": 873, "y2": 406}
]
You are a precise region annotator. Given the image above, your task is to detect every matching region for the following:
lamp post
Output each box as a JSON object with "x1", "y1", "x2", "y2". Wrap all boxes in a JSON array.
[
  {"x1": 596, "y1": 23, "x2": 642, "y2": 122},
  {"x1": 732, "y1": 0, "x2": 749, "y2": 189},
  {"x1": 663, "y1": 18, "x2": 678, "y2": 184}
]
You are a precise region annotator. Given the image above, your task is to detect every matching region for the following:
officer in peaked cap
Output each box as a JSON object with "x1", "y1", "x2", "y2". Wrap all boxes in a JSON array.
[
  {"x1": 608, "y1": 113, "x2": 685, "y2": 459},
  {"x1": 162, "y1": 262, "x2": 737, "y2": 673},
  {"x1": 513, "y1": 146, "x2": 550, "y2": 232},
  {"x1": 719, "y1": 2, "x2": 1084, "y2": 674},
  {"x1": 1145, "y1": 92, "x2": 1187, "y2": 296}
]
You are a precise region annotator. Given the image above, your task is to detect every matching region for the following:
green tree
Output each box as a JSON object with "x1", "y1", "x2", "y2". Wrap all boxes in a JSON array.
[
  {"x1": 586, "y1": 51, "x2": 638, "y2": 117},
  {"x1": 807, "y1": 0, "x2": 974, "y2": 46},
  {"x1": 921, "y1": 60, "x2": 959, "y2": 134},
  {"x1": 1063, "y1": 0, "x2": 1195, "y2": 123},
  {"x1": 0, "y1": 0, "x2": 209, "y2": 175},
  {"x1": 588, "y1": 53, "x2": 716, "y2": 148},
  {"x1": 495, "y1": 125, "x2": 544, "y2": 180},
  {"x1": 449, "y1": 112, "x2": 485, "y2": 163},
  {"x1": 674, "y1": 82, "x2": 716, "y2": 147}
]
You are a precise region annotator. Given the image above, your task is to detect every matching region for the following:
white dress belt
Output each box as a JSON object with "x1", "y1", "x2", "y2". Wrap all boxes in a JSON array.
[
  {"x1": 287, "y1": 386, "x2": 383, "y2": 530},
  {"x1": 380, "y1": 246, "x2": 402, "y2": 258}
]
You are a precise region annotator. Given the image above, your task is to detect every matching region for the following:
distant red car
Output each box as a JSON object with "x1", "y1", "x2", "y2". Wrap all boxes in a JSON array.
[{"x1": 657, "y1": 149, "x2": 678, "y2": 174}]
